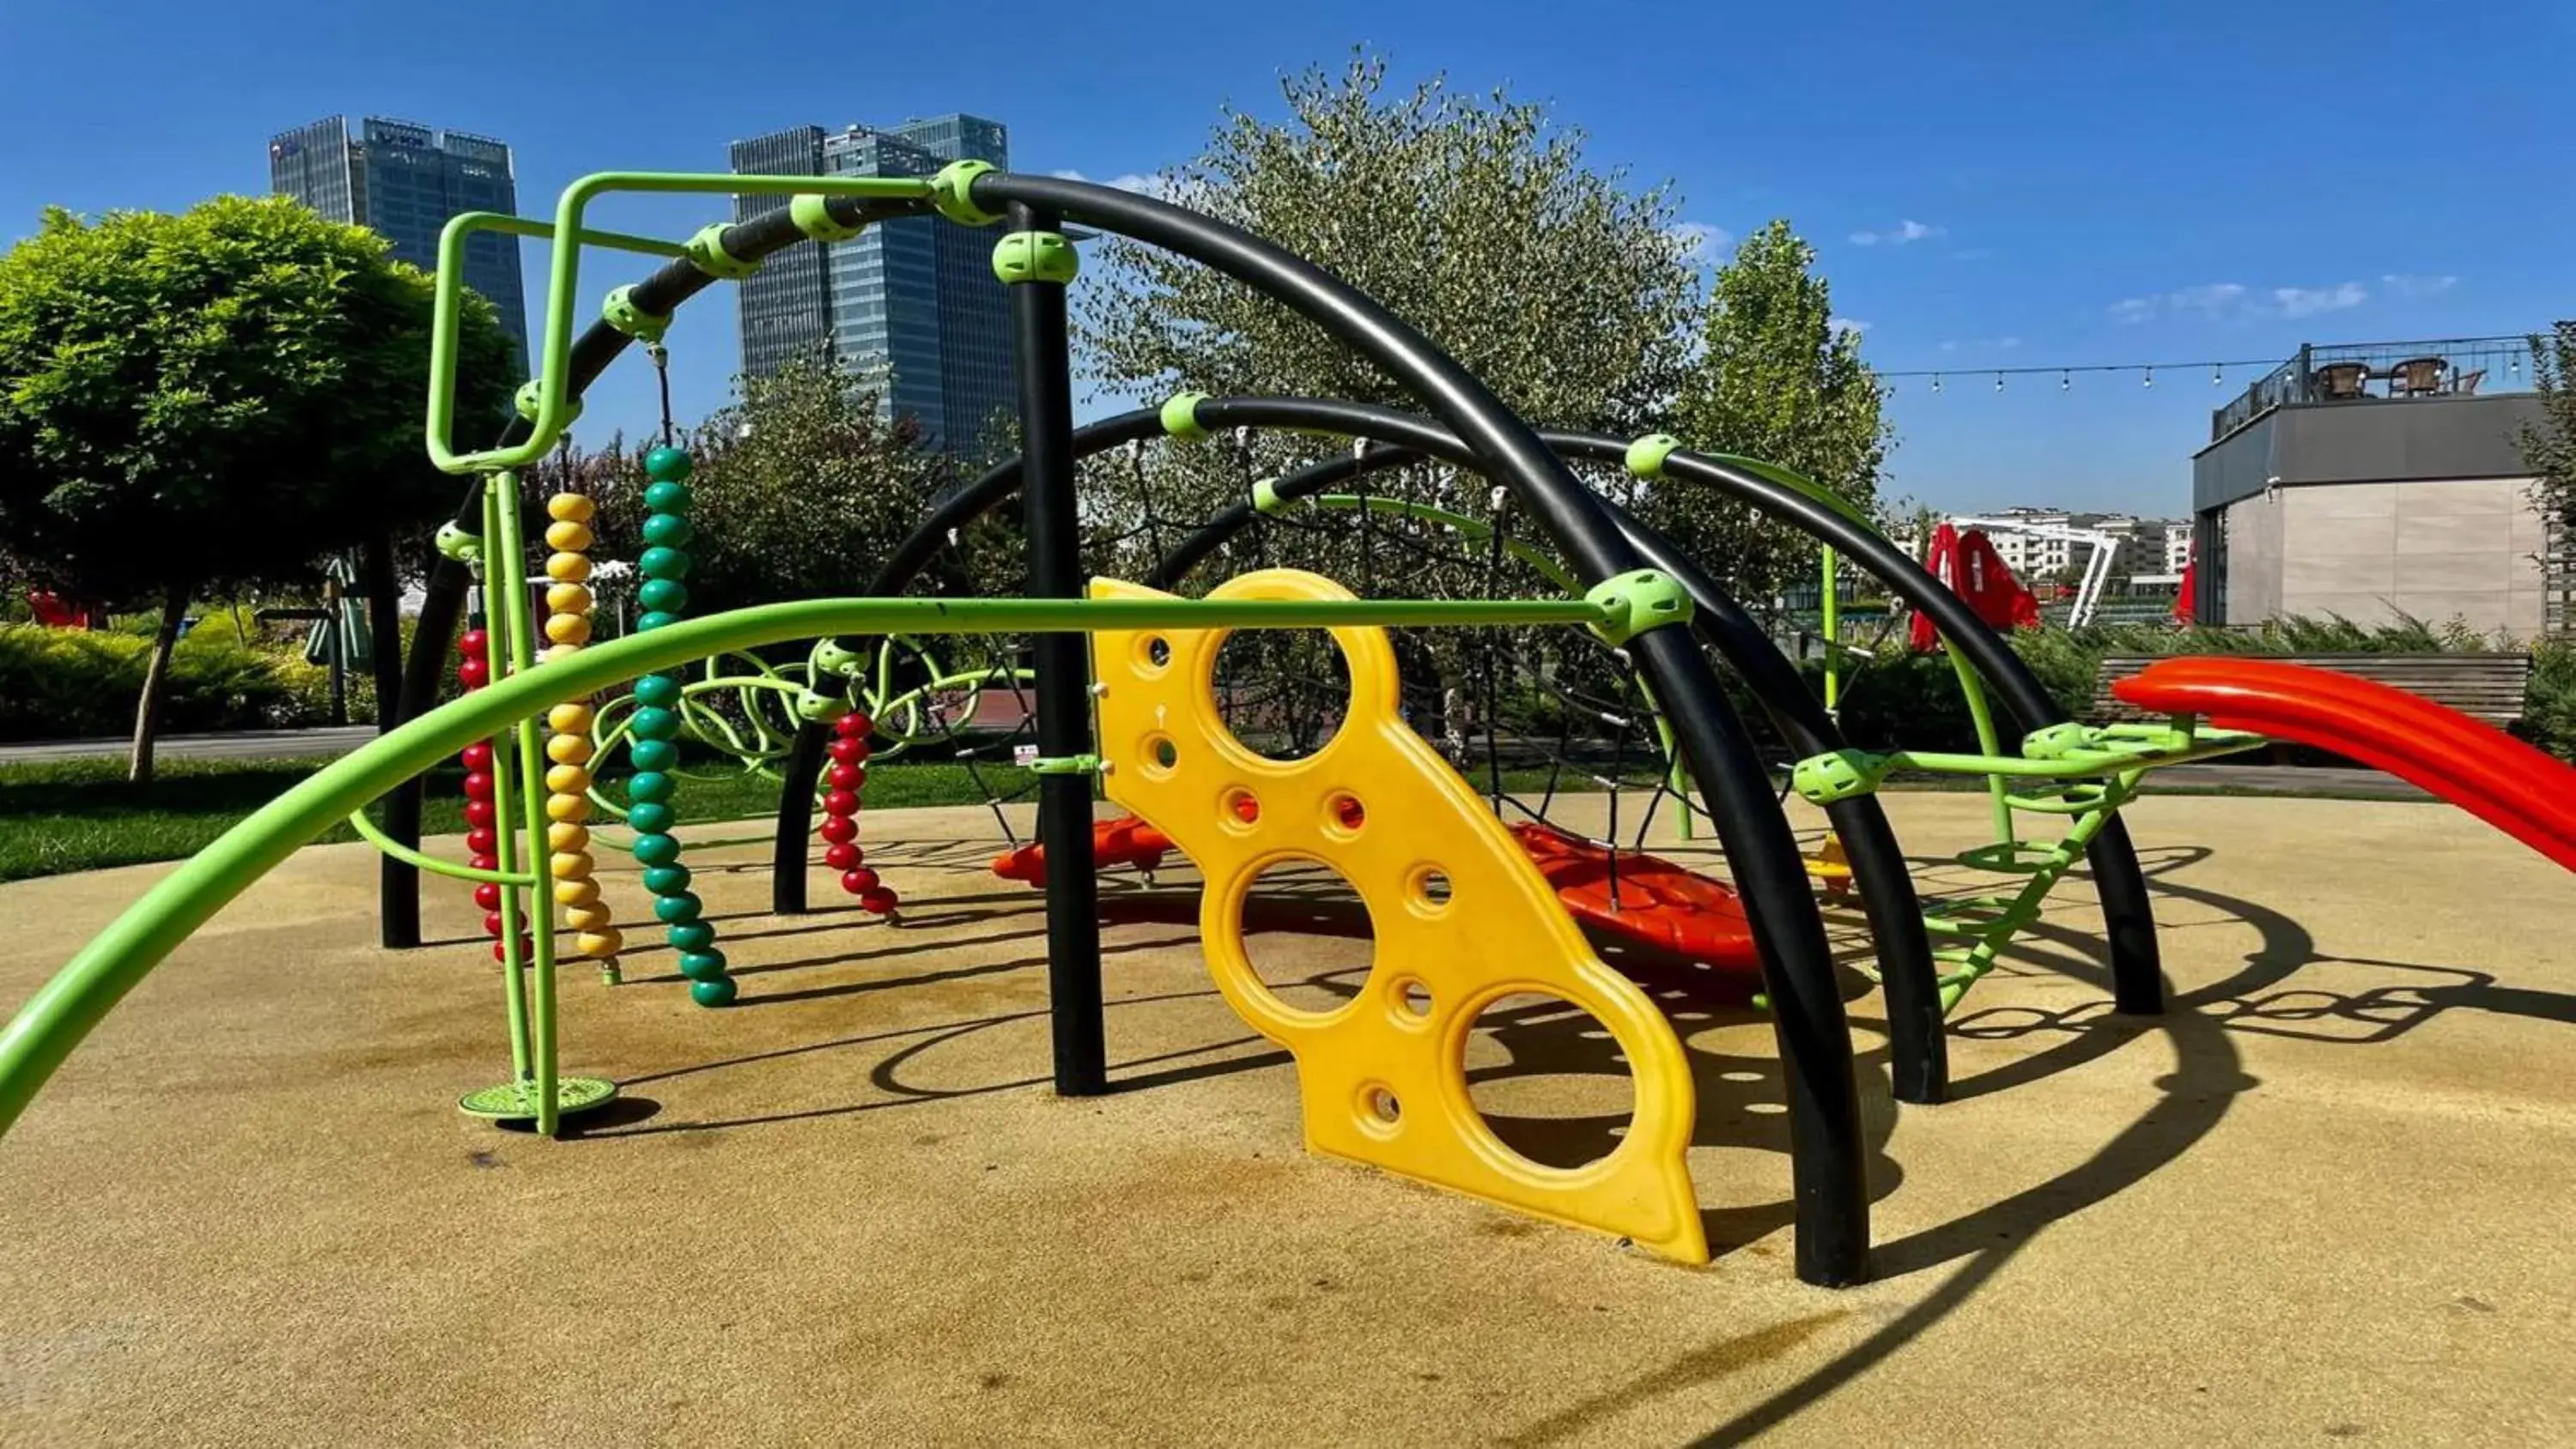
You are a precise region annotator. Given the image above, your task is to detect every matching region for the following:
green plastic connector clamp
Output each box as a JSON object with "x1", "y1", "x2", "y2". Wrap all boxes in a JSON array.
[
  {"x1": 810, "y1": 639, "x2": 866, "y2": 679},
  {"x1": 1160, "y1": 392, "x2": 1212, "y2": 440},
  {"x1": 1250, "y1": 477, "x2": 1285, "y2": 514},
  {"x1": 2020, "y1": 722, "x2": 2093, "y2": 760},
  {"x1": 1625, "y1": 433, "x2": 1684, "y2": 479},
  {"x1": 992, "y1": 230, "x2": 1078, "y2": 285},
  {"x1": 1584, "y1": 568, "x2": 1693, "y2": 646},
  {"x1": 929, "y1": 161, "x2": 1002, "y2": 227},
  {"x1": 793, "y1": 688, "x2": 850, "y2": 724},
  {"x1": 683, "y1": 222, "x2": 759, "y2": 280},
  {"x1": 600, "y1": 284, "x2": 671, "y2": 343},
  {"x1": 1791, "y1": 749, "x2": 1892, "y2": 805},
  {"x1": 790, "y1": 193, "x2": 867, "y2": 243},
  {"x1": 513, "y1": 379, "x2": 583, "y2": 424},
  {"x1": 1030, "y1": 754, "x2": 1103, "y2": 776},
  {"x1": 432, "y1": 521, "x2": 483, "y2": 563}
]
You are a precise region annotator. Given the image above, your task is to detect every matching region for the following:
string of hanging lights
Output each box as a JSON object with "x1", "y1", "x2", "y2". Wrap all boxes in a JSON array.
[{"x1": 1889, "y1": 337, "x2": 2530, "y2": 397}]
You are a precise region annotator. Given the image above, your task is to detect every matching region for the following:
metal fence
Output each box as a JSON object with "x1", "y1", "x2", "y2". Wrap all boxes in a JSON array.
[{"x1": 2210, "y1": 334, "x2": 2538, "y2": 443}]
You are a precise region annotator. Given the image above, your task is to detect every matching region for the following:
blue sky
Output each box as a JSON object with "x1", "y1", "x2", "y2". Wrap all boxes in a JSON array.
[{"x1": 3, "y1": 0, "x2": 2566, "y2": 517}]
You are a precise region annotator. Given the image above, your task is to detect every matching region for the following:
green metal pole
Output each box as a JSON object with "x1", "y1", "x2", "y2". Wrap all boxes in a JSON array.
[
  {"x1": 489, "y1": 472, "x2": 566, "y2": 1137},
  {"x1": 1820, "y1": 545, "x2": 1841, "y2": 715},
  {"x1": 479, "y1": 482, "x2": 534, "y2": 1084}
]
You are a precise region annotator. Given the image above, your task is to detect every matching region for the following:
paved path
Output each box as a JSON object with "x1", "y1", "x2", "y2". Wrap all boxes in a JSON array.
[
  {"x1": 2142, "y1": 762, "x2": 2431, "y2": 800},
  {"x1": 0, "y1": 725, "x2": 378, "y2": 766}
]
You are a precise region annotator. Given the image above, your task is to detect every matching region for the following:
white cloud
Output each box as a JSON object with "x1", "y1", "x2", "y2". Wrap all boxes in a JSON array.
[
  {"x1": 1831, "y1": 317, "x2": 1872, "y2": 336},
  {"x1": 2170, "y1": 282, "x2": 2251, "y2": 315},
  {"x1": 1668, "y1": 221, "x2": 1731, "y2": 263},
  {"x1": 1850, "y1": 218, "x2": 1942, "y2": 246},
  {"x1": 2273, "y1": 282, "x2": 2368, "y2": 318},
  {"x1": 2111, "y1": 280, "x2": 2371, "y2": 324},
  {"x1": 1042, "y1": 168, "x2": 1180, "y2": 199},
  {"x1": 2381, "y1": 272, "x2": 2459, "y2": 298}
]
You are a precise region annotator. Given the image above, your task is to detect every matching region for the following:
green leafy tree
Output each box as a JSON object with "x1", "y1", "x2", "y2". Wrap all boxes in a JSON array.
[
  {"x1": 0, "y1": 196, "x2": 514, "y2": 780},
  {"x1": 532, "y1": 355, "x2": 955, "y2": 618},
  {"x1": 1081, "y1": 52, "x2": 1701, "y2": 509},
  {"x1": 1656, "y1": 219, "x2": 1892, "y2": 609},
  {"x1": 1076, "y1": 53, "x2": 1705, "y2": 737},
  {"x1": 2521, "y1": 324, "x2": 2576, "y2": 636}
]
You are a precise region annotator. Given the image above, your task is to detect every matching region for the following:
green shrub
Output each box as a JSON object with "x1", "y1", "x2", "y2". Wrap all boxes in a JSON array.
[
  {"x1": 1799, "y1": 614, "x2": 2570, "y2": 762},
  {"x1": 2524, "y1": 638, "x2": 2576, "y2": 762},
  {"x1": 0, "y1": 623, "x2": 365, "y2": 741}
]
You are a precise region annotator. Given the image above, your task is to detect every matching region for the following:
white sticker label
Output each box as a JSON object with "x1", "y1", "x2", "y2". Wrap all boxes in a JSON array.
[{"x1": 1013, "y1": 743, "x2": 1041, "y2": 767}]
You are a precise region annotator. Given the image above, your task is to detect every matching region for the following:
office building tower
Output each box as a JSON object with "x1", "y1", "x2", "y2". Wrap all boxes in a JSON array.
[
  {"x1": 269, "y1": 116, "x2": 531, "y2": 368},
  {"x1": 727, "y1": 114, "x2": 1014, "y2": 452}
]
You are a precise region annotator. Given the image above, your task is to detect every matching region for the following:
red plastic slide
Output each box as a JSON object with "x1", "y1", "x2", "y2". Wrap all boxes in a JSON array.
[
  {"x1": 1509, "y1": 822, "x2": 1763, "y2": 975},
  {"x1": 2112, "y1": 657, "x2": 2576, "y2": 873},
  {"x1": 991, "y1": 815, "x2": 1175, "y2": 886}
]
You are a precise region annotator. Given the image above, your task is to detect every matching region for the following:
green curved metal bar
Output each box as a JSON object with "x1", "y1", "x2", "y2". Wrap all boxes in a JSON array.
[
  {"x1": 345, "y1": 806, "x2": 537, "y2": 886},
  {"x1": 0, "y1": 591, "x2": 1607, "y2": 1142},
  {"x1": 428, "y1": 172, "x2": 937, "y2": 474}
]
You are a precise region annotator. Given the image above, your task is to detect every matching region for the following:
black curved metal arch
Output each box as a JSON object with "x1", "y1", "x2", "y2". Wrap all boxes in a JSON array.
[
  {"x1": 1129, "y1": 436, "x2": 1949, "y2": 1105},
  {"x1": 388, "y1": 173, "x2": 1868, "y2": 1286},
  {"x1": 1121, "y1": 397, "x2": 2158, "y2": 1018}
]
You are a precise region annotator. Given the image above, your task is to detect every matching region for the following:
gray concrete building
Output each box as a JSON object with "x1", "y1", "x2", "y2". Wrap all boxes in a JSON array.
[{"x1": 2190, "y1": 337, "x2": 2560, "y2": 638}]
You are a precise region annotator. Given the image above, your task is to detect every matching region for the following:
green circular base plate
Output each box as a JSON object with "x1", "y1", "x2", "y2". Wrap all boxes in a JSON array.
[{"x1": 458, "y1": 1076, "x2": 620, "y2": 1122}]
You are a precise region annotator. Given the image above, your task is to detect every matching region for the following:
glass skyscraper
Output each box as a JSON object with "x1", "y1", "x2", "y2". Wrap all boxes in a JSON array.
[
  {"x1": 269, "y1": 116, "x2": 531, "y2": 369},
  {"x1": 727, "y1": 115, "x2": 1015, "y2": 453}
]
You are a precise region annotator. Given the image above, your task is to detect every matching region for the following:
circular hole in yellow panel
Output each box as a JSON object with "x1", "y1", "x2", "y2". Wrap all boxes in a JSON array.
[
  {"x1": 1390, "y1": 976, "x2": 1433, "y2": 1025},
  {"x1": 1212, "y1": 627, "x2": 1350, "y2": 761},
  {"x1": 1461, "y1": 991, "x2": 1635, "y2": 1171},
  {"x1": 1142, "y1": 734, "x2": 1179, "y2": 777},
  {"x1": 1221, "y1": 785, "x2": 1261, "y2": 830},
  {"x1": 1140, "y1": 635, "x2": 1173, "y2": 672},
  {"x1": 1233, "y1": 855, "x2": 1375, "y2": 1019},
  {"x1": 1321, "y1": 792, "x2": 1365, "y2": 839},
  {"x1": 1410, "y1": 865, "x2": 1453, "y2": 913},
  {"x1": 1358, "y1": 1082, "x2": 1402, "y2": 1137}
]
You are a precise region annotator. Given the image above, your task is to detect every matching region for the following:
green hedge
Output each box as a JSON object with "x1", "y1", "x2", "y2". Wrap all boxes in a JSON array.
[
  {"x1": 1807, "y1": 620, "x2": 2575, "y2": 762},
  {"x1": 0, "y1": 624, "x2": 361, "y2": 742}
]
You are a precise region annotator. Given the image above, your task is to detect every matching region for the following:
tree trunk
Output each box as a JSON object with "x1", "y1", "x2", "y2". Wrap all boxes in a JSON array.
[{"x1": 129, "y1": 587, "x2": 190, "y2": 785}]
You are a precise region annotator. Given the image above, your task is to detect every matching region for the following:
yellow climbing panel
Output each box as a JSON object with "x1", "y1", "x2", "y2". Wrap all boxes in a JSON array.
[{"x1": 1091, "y1": 568, "x2": 1709, "y2": 1264}]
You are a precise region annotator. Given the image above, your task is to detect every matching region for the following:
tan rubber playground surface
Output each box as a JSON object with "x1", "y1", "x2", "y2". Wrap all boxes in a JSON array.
[{"x1": 3, "y1": 791, "x2": 2574, "y2": 1446}]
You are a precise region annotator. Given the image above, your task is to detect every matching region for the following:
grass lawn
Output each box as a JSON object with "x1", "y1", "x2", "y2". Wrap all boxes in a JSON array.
[
  {"x1": 0, "y1": 755, "x2": 1040, "y2": 884},
  {"x1": 0, "y1": 749, "x2": 2397, "y2": 886}
]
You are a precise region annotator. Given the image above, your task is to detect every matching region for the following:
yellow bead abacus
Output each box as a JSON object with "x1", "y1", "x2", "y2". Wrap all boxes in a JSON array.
[{"x1": 541, "y1": 492, "x2": 621, "y2": 980}]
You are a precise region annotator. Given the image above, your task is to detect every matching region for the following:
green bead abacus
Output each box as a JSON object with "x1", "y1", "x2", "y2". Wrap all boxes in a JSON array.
[{"x1": 624, "y1": 443, "x2": 735, "y2": 1008}]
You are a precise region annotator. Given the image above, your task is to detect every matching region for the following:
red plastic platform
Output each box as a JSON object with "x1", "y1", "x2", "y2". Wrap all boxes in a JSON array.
[
  {"x1": 991, "y1": 815, "x2": 1175, "y2": 887},
  {"x1": 1508, "y1": 822, "x2": 1763, "y2": 974}
]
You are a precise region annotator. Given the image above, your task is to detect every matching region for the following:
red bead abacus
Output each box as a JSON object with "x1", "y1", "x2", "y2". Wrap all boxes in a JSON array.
[
  {"x1": 456, "y1": 625, "x2": 511, "y2": 960},
  {"x1": 817, "y1": 712, "x2": 897, "y2": 915}
]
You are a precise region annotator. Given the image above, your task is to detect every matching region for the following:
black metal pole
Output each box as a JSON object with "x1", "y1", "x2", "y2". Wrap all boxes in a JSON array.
[
  {"x1": 1006, "y1": 203, "x2": 1108, "y2": 1096},
  {"x1": 362, "y1": 531, "x2": 418, "y2": 949}
]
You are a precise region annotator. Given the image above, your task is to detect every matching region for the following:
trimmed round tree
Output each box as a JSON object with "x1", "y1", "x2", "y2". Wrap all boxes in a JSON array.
[{"x1": 0, "y1": 195, "x2": 514, "y2": 779}]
